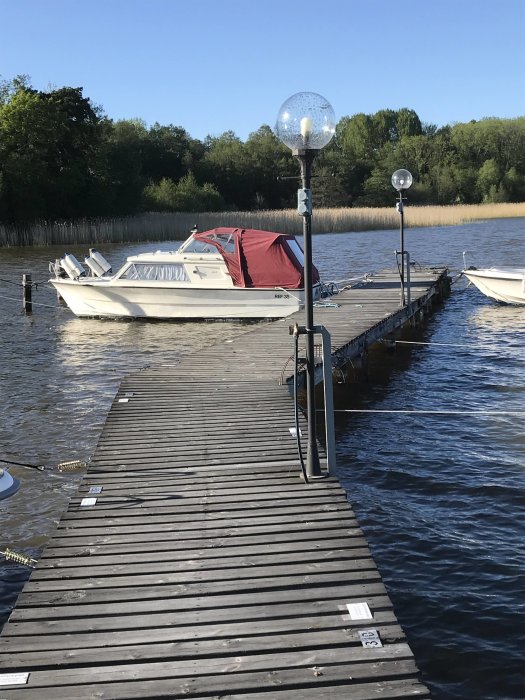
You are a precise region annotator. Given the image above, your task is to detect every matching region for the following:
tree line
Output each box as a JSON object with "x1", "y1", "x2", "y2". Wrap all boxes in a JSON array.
[{"x1": 1, "y1": 75, "x2": 524, "y2": 226}]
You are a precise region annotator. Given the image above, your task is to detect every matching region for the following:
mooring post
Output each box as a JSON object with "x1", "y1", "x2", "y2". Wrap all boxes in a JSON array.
[{"x1": 22, "y1": 273, "x2": 32, "y2": 313}]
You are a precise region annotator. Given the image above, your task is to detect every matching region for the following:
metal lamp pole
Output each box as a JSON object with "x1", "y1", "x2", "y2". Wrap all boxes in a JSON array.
[
  {"x1": 275, "y1": 92, "x2": 336, "y2": 480},
  {"x1": 294, "y1": 147, "x2": 321, "y2": 477},
  {"x1": 391, "y1": 169, "x2": 413, "y2": 307},
  {"x1": 397, "y1": 189, "x2": 406, "y2": 306}
]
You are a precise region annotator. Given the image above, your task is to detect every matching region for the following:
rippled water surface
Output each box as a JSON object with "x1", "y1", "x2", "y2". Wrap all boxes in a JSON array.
[{"x1": 1, "y1": 219, "x2": 524, "y2": 699}]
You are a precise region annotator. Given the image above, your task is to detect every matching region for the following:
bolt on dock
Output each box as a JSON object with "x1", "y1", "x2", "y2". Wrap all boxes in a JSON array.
[{"x1": 0, "y1": 268, "x2": 448, "y2": 699}]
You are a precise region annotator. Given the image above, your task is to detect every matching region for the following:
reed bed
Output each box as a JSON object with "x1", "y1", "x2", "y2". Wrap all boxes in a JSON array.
[{"x1": 1, "y1": 202, "x2": 525, "y2": 247}]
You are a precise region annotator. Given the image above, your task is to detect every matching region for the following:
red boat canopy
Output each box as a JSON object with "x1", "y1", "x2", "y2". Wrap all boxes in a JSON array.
[{"x1": 192, "y1": 227, "x2": 320, "y2": 289}]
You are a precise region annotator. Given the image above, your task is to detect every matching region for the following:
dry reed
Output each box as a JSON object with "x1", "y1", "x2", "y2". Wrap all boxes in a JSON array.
[{"x1": 1, "y1": 202, "x2": 525, "y2": 247}]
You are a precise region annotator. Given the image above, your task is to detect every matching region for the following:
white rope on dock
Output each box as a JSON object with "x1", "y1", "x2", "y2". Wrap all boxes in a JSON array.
[{"x1": 336, "y1": 274, "x2": 374, "y2": 290}]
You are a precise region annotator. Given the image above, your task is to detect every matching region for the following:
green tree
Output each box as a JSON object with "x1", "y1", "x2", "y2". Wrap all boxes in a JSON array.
[
  {"x1": 99, "y1": 118, "x2": 149, "y2": 215},
  {"x1": 2, "y1": 76, "x2": 525, "y2": 223},
  {"x1": 0, "y1": 74, "x2": 31, "y2": 106},
  {"x1": 143, "y1": 124, "x2": 204, "y2": 183},
  {"x1": 244, "y1": 125, "x2": 295, "y2": 209},
  {"x1": 0, "y1": 82, "x2": 104, "y2": 221},
  {"x1": 396, "y1": 108, "x2": 423, "y2": 139},
  {"x1": 358, "y1": 143, "x2": 401, "y2": 206},
  {"x1": 372, "y1": 109, "x2": 398, "y2": 145},
  {"x1": 143, "y1": 172, "x2": 225, "y2": 212},
  {"x1": 41, "y1": 86, "x2": 104, "y2": 218},
  {"x1": 172, "y1": 172, "x2": 225, "y2": 211},
  {"x1": 332, "y1": 109, "x2": 425, "y2": 206},
  {"x1": 0, "y1": 87, "x2": 51, "y2": 220},
  {"x1": 336, "y1": 113, "x2": 376, "y2": 162},
  {"x1": 307, "y1": 137, "x2": 353, "y2": 208},
  {"x1": 200, "y1": 131, "x2": 252, "y2": 209},
  {"x1": 142, "y1": 177, "x2": 178, "y2": 212},
  {"x1": 500, "y1": 167, "x2": 525, "y2": 203},
  {"x1": 332, "y1": 115, "x2": 375, "y2": 204},
  {"x1": 477, "y1": 158, "x2": 501, "y2": 202}
]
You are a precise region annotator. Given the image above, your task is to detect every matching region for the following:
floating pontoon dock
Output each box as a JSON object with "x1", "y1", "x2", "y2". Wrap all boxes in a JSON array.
[{"x1": 0, "y1": 268, "x2": 448, "y2": 699}]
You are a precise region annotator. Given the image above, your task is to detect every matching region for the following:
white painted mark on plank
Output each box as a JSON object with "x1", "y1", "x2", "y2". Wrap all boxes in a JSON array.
[
  {"x1": 80, "y1": 497, "x2": 97, "y2": 507},
  {"x1": 0, "y1": 673, "x2": 30, "y2": 686},
  {"x1": 347, "y1": 602, "x2": 373, "y2": 620},
  {"x1": 289, "y1": 427, "x2": 302, "y2": 438},
  {"x1": 358, "y1": 629, "x2": 382, "y2": 647},
  {"x1": 118, "y1": 398, "x2": 129, "y2": 403}
]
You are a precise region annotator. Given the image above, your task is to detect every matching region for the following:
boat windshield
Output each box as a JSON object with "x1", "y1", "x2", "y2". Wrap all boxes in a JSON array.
[
  {"x1": 179, "y1": 232, "x2": 236, "y2": 255},
  {"x1": 286, "y1": 239, "x2": 305, "y2": 267},
  {"x1": 119, "y1": 263, "x2": 190, "y2": 282}
]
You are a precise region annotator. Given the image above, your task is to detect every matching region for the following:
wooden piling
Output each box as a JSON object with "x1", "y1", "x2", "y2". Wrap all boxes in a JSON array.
[{"x1": 22, "y1": 274, "x2": 32, "y2": 313}]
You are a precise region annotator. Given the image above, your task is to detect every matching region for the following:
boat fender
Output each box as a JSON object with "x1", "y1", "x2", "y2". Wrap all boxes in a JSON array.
[
  {"x1": 85, "y1": 249, "x2": 112, "y2": 277},
  {"x1": 60, "y1": 253, "x2": 86, "y2": 280}
]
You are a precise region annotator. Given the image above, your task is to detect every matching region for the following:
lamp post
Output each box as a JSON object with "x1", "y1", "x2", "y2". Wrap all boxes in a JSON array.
[
  {"x1": 275, "y1": 92, "x2": 336, "y2": 479},
  {"x1": 391, "y1": 169, "x2": 413, "y2": 306}
]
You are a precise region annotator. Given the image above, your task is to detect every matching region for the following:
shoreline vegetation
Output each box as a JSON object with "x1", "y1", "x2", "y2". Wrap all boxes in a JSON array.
[{"x1": 1, "y1": 202, "x2": 525, "y2": 247}]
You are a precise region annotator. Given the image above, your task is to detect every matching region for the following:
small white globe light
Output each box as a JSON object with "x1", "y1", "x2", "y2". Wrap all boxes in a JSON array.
[
  {"x1": 391, "y1": 169, "x2": 413, "y2": 191},
  {"x1": 275, "y1": 92, "x2": 336, "y2": 150}
]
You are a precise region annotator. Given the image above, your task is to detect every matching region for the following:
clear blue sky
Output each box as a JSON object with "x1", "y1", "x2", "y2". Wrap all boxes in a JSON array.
[{"x1": 1, "y1": 0, "x2": 524, "y2": 141}]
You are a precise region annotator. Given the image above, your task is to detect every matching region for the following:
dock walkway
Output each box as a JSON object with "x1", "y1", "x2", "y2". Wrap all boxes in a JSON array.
[{"x1": 0, "y1": 270, "x2": 447, "y2": 699}]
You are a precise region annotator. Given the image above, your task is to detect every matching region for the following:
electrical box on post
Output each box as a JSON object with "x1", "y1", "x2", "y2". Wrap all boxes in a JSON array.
[{"x1": 297, "y1": 188, "x2": 312, "y2": 216}]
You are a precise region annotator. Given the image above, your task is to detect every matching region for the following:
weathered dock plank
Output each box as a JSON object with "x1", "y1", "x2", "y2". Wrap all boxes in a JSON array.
[{"x1": 0, "y1": 270, "x2": 445, "y2": 698}]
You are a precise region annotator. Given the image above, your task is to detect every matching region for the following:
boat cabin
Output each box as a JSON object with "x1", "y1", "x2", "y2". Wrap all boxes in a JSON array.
[{"x1": 178, "y1": 227, "x2": 320, "y2": 289}]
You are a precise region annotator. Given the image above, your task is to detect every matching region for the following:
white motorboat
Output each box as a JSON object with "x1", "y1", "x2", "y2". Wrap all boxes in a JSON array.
[
  {"x1": 0, "y1": 468, "x2": 19, "y2": 500},
  {"x1": 462, "y1": 267, "x2": 525, "y2": 305},
  {"x1": 49, "y1": 227, "x2": 324, "y2": 320}
]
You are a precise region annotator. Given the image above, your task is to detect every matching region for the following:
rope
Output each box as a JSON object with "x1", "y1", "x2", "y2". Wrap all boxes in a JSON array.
[
  {"x1": 0, "y1": 457, "x2": 86, "y2": 472},
  {"x1": 0, "y1": 293, "x2": 68, "y2": 310},
  {"x1": 396, "y1": 340, "x2": 474, "y2": 347},
  {"x1": 394, "y1": 340, "x2": 525, "y2": 350},
  {"x1": 325, "y1": 409, "x2": 525, "y2": 415},
  {"x1": 337, "y1": 274, "x2": 373, "y2": 291},
  {"x1": 0, "y1": 458, "x2": 45, "y2": 471},
  {"x1": 0, "y1": 277, "x2": 22, "y2": 286},
  {"x1": 314, "y1": 301, "x2": 340, "y2": 308},
  {"x1": 0, "y1": 277, "x2": 49, "y2": 287}
]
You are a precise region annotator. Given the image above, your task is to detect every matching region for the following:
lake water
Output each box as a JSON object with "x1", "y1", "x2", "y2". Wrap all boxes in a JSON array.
[{"x1": 1, "y1": 219, "x2": 524, "y2": 699}]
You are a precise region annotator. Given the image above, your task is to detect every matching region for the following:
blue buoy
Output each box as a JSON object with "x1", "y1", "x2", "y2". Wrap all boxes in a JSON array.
[{"x1": 0, "y1": 468, "x2": 20, "y2": 500}]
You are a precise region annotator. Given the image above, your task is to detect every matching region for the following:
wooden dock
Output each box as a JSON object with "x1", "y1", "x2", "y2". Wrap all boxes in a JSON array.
[{"x1": 0, "y1": 269, "x2": 448, "y2": 699}]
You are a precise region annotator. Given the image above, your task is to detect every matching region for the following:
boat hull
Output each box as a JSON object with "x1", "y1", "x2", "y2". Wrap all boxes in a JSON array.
[
  {"x1": 463, "y1": 268, "x2": 525, "y2": 305},
  {"x1": 50, "y1": 279, "x2": 317, "y2": 319}
]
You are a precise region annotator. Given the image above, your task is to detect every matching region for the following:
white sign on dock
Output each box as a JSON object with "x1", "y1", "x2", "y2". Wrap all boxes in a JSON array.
[
  {"x1": 0, "y1": 672, "x2": 30, "y2": 685},
  {"x1": 80, "y1": 497, "x2": 97, "y2": 507},
  {"x1": 346, "y1": 602, "x2": 373, "y2": 620},
  {"x1": 358, "y1": 629, "x2": 383, "y2": 648}
]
